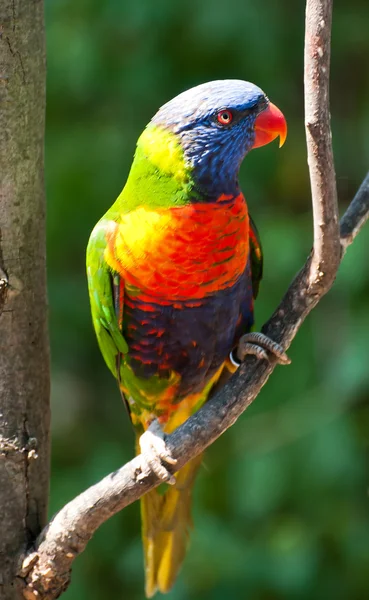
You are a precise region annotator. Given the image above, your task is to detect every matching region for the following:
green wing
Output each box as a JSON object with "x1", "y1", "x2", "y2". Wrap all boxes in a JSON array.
[
  {"x1": 249, "y1": 214, "x2": 263, "y2": 299},
  {"x1": 86, "y1": 219, "x2": 128, "y2": 378}
]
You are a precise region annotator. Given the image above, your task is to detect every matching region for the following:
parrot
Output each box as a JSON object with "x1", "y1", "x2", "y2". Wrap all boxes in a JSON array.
[{"x1": 86, "y1": 79, "x2": 288, "y2": 597}]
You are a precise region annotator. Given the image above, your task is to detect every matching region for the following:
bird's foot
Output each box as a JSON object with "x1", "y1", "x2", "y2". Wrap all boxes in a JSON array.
[
  {"x1": 232, "y1": 332, "x2": 291, "y2": 366},
  {"x1": 138, "y1": 419, "x2": 177, "y2": 485}
]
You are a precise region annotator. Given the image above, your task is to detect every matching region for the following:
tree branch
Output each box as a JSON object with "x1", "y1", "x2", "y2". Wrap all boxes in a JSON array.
[
  {"x1": 19, "y1": 1, "x2": 369, "y2": 598},
  {"x1": 340, "y1": 172, "x2": 369, "y2": 253},
  {"x1": 304, "y1": 0, "x2": 341, "y2": 290}
]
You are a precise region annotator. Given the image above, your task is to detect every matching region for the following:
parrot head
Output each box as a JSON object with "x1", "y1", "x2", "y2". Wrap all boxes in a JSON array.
[{"x1": 150, "y1": 79, "x2": 287, "y2": 197}]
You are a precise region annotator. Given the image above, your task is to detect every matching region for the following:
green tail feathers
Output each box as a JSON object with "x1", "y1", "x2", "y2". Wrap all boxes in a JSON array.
[{"x1": 140, "y1": 453, "x2": 203, "y2": 597}]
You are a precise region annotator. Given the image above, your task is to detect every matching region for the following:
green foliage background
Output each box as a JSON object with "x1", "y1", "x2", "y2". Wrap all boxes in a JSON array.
[{"x1": 46, "y1": 1, "x2": 369, "y2": 598}]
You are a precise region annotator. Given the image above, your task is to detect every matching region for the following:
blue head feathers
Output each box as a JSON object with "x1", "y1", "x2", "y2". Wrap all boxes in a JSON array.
[{"x1": 151, "y1": 80, "x2": 269, "y2": 198}]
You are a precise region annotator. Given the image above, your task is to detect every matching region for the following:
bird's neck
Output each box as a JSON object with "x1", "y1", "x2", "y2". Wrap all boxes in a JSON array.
[
  {"x1": 191, "y1": 159, "x2": 241, "y2": 199},
  {"x1": 110, "y1": 124, "x2": 240, "y2": 216},
  {"x1": 111, "y1": 125, "x2": 197, "y2": 215}
]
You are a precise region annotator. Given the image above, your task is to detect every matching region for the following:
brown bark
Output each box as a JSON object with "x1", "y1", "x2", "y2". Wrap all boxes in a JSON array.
[{"x1": 0, "y1": 2, "x2": 49, "y2": 599}]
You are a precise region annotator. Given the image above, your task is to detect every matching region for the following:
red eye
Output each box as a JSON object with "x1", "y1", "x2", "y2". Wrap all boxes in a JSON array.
[{"x1": 217, "y1": 110, "x2": 233, "y2": 125}]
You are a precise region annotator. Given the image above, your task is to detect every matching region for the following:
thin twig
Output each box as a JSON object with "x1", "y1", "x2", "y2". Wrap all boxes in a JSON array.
[
  {"x1": 19, "y1": 1, "x2": 369, "y2": 598},
  {"x1": 340, "y1": 171, "x2": 369, "y2": 253}
]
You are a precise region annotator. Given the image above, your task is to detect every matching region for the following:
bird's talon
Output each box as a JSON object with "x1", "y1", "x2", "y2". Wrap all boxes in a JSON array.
[
  {"x1": 139, "y1": 419, "x2": 177, "y2": 484},
  {"x1": 236, "y1": 342, "x2": 269, "y2": 363},
  {"x1": 236, "y1": 332, "x2": 291, "y2": 365}
]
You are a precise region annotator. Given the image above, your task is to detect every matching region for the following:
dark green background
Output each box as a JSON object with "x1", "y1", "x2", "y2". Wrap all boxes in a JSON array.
[{"x1": 46, "y1": 1, "x2": 369, "y2": 598}]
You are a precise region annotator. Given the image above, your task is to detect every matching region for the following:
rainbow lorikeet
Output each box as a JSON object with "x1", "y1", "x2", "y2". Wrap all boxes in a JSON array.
[{"x1": 87, "y1": 80, "x2": 287, "y2": 597}]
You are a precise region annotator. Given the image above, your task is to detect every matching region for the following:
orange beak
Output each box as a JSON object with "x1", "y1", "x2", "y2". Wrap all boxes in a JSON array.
[{"x1": 252, "y1": 102, "x2": 287, "y2": 149}]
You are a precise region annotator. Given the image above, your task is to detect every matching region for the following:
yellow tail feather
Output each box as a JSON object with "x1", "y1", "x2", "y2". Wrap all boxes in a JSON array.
[{"x1": 140, "y1": 453, "x2": 203, "y2": 597}]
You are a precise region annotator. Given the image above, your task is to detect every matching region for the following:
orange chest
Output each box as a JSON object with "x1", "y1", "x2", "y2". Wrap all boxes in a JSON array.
[{"x1": 106, "y1": 194, "x2": 249, "y2": 299}]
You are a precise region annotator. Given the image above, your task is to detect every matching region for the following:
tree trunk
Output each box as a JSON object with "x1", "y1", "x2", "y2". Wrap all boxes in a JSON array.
[{"x1": 0, "y1": 1, "x2": 49, "y2": 599}]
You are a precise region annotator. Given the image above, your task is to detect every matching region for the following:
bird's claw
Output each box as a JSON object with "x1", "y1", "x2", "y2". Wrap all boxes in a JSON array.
[
  {"x1": 234, "y1": 332, "x2": 291, "y2": 366},
  {"x1": 138, "y1": 419, "x2": 177, "y2": 485}
]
